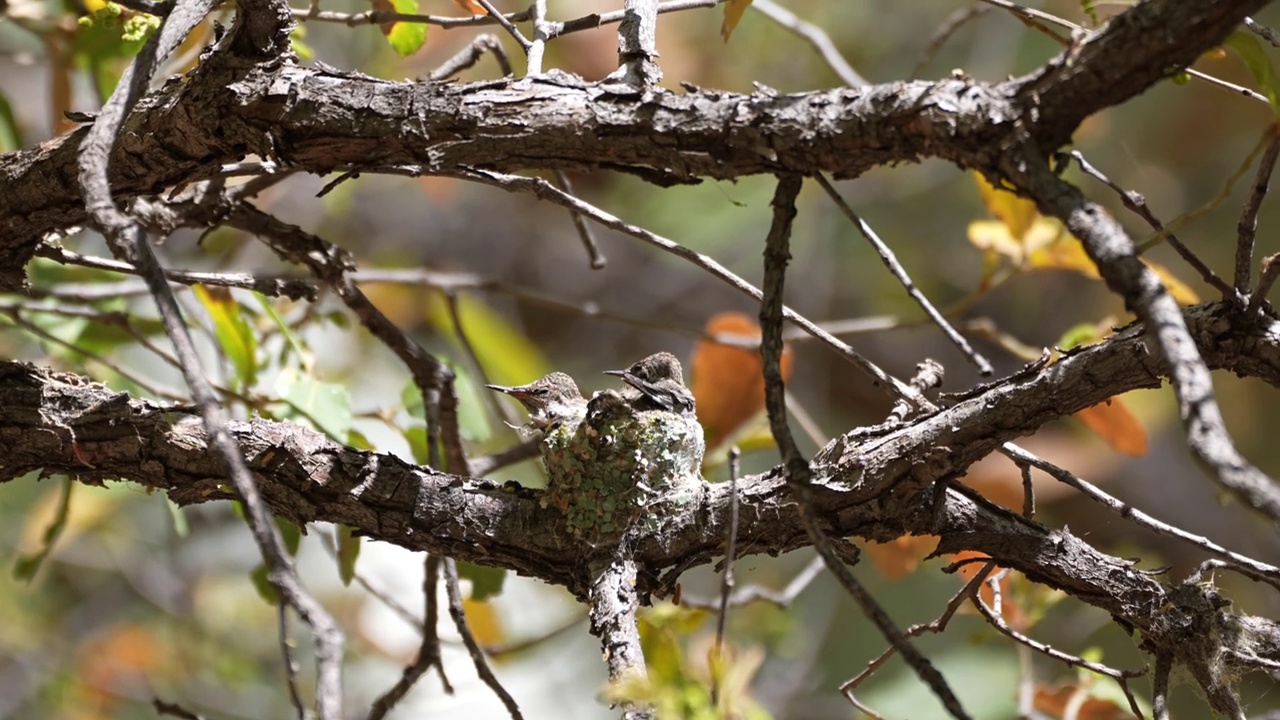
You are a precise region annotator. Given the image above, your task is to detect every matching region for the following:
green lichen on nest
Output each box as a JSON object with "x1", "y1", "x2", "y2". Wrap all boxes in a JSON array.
[{"x1": 538, "y1": 402, "x2": 705, "y2": 544}]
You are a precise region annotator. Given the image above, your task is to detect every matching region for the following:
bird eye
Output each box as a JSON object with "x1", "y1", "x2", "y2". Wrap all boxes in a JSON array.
[{"x1": 534, "y1": 388, "x2": 549, "y2": 396}]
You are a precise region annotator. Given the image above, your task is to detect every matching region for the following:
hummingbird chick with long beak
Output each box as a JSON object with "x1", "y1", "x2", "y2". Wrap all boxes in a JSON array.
[
  {"x1": 603, "y1": 351, "x2": 696, "y2": 416},
  {"x1": 486, "y1": 372, "x2": 587, "y2": 435}
]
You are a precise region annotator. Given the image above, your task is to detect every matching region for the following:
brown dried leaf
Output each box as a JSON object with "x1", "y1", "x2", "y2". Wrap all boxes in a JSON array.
[{"x1": 690, "y1": 312, "x2": 792, "y2": 450}]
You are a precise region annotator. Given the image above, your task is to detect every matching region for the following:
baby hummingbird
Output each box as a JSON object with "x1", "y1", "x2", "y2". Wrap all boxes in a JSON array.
[
  {"x1": 603, "y1": 351, "x2": 696, "y2": 416},
  {"x1": 486, "y1": 372, "x2": 586, "y2": 432}
]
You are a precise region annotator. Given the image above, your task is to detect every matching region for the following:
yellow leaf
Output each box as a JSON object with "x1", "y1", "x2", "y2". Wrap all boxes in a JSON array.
[
  {"x1": 721, "y1": 0, "x2": 752, "y2": 42},
  {"x1": 1028, "y1": 236, "x2": 1100, "y2": 277},
  {"x1": 966, "y1": 220, "x2": 1024, "y2": 262},
  {"x1": 973, "y1": 172, "x2": 1039, "y2": 240},
  {"x1": 462, "y1": 598, "x2": 505, "y2": 647},
  {"x1": 1075, "y1": 397, "x2": 1148, "y2": 456},
  {"x1": 422, "y1": 293, "x2": 551, "y2": 386},
  {"x1": 1029, "y1": 239, "x2": 1200, "y2": 305},
  {"x1": 1146, "y1": 260, "x2": 1200, "y2": 305}
]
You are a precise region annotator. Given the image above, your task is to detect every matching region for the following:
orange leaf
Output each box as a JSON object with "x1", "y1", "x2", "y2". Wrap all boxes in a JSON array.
[
  {"x1": 863, "y1": 535, "x2": 938, "y2": 580},
  {"x1": 1035, "y1": 684, "x2": 1138, "y2": 720},
  {"x1": 690, "y1": 312, "x2": 792, "y2": 449},
  {"x1": 1075, "y1": 398, "x2": 1148, "y2": 456},
  {"x1": 452, "y1": 0, "x2": 485, "y2": 13},
  {"x1": 951, "y1": 550, "x2": 1029, "y2": 630},
  {"x1": 721, "y1": 0, "x2": 753, "y2": 42}
]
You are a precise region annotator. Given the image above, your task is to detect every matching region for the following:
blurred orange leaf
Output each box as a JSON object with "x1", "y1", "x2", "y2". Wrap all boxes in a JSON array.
[
  {"x1": 951, "y1": 550, "x2": 1029, "y2": 631},
  {"x1": 1035, "y1": 683, "x2": 1139, "y2": 720},
  {"x1": 690, "y1": 312, "x2": 792, "y2": 450},
  {"x1": 721, "y1": 0, "x2": 752, "y2": 42},
  {"x1": 453, "y1": 0, "x2": 484, "y2": 12},
  {"x1": 1075, "y1": 398, "x2": 1148, "y2": 456},
  {"x1": 863, "y1": 535, "x2": 938, "y2": 580}
]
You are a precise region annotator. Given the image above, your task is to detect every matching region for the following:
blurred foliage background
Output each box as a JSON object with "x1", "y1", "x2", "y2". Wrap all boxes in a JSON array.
[{"x1": 2, "y1": 0, "x2": 1280, "y2": 717}]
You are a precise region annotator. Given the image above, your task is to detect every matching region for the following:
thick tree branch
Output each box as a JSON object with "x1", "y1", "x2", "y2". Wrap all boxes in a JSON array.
[
  {"x1": 3, "y1": 302, "x2": 1277, "y2": 711},
  {"x1": 0, "y1": 0, "x2": 1262, "y2": 289}
]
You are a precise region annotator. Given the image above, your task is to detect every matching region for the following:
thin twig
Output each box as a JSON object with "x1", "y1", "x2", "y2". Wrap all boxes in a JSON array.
[
  {"x1": 710, "y1": 446, "x2": 741, "y2": 705},
  {"x1": 550, "y1": 0, "x2": 720, "y2": 38},
  {"x1": 426, "y1": 33, "x2": 512, "y2": 80},
  {"x1": 443, "y1": 558, "x2": 524, "y2": 719},
  {"x1": 1001, "y1": 444, "x2": 1280, "y2": 589},
  {"x1": 819, "y1": 173, "x2": 991, "y2": 374},
  {"x1": 972, "y1": 587, "x2": 1147, "y2": 720},
  {"x1": 451, "y1": 168, "x2": 924, "y2": 406},
  {"x1": 1069, "y1": 150, "x2": 1233, "y2": 299},
  {"x1": 1017, "y1": 460, "x2": 1034, "y2": 518},
  {"x1": 74, "y1": 1, "x2": 346, "y2": 715},
  {"x1": 839, "y1": 561, "x2": 995, "y2": 713},
  {"x1": 751, "y1": 0, "x2": 867, "y2": 87},
  {"x1": 1235, "y1": 128, "x2": 1280, "y2": 294},
  {"x1": 278, "y1": 604, "x2": 306, "y2": 720},
  {"x1": 680, "y1": 554, "x2": 825, "y2": 610},
  {"x1": 293, "y1": 6, "x2": 533, "y2": 28},
  {"x1": 1014, "y1": 153, "x2": 1280, "y2": 525},
  {"x1": 1246, "y1": 17, "x2": 1280, "y2": 49},
  {"x1": 367, "y1": 556, "x2": 452, "y2": 720},
  {"x1": 1249, "y1": 253, "x2": 1280, "y2": 314},
  {"x1": 980, "y1": 0, "x2": 1271, "y2": 106},
  {"x1": 225, "y1": 205, "x2": 469, "y2": 475},
  {"x1": 912, "y1": 5, "x2": 990, "y2": 80},
  {"x1": 552, "y1": 171, "x2": 607, "y2": 268},
  {"x1": 468, "y1": 0, "x2": 531, "y2": 49},
  {"x1": 758, "y1": 174, "x2": 971, "y2": 719}
]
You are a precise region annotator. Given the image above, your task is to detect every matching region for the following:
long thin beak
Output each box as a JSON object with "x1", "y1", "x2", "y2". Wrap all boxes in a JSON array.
[
  {"x1": 486, "y1": 384, "x2": 526, "y2": 397},
  {"x1": 602, "y1": 369, "x2": 627, "y2": 378}
]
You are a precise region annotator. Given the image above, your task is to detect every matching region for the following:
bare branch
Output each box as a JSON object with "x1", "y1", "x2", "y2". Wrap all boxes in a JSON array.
[
  {"x1": 817, "y1": 174, "x2": 992, "y2": 375},
  {"x1": 757, "y1": 174, "x2": 971, "y2": 719},
  {"x1": 444, "y1": 559, "x2": 524, "y2": 719},
  {"x1": 1009, "y1": 156, "x2": 1280, "y2": 524},
  {"x1": 1236, "y1": 128, "x2": 1280, "y2": 295}
]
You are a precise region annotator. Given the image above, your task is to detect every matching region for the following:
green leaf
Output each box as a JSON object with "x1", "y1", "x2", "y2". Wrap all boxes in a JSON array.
[
  {"x1": 0, "y1": 92, "x2": 22, "y2": 152},
  {"x1": 424, "y1": 293, "x2": 553, "y2": 387},
  {"x1": 1056, "y1": 322, "x2": 1102, "y2": 351},
  {"x1": 290, "y1": 25, "x2": 316, "y2": 61},
  {"x1": 457, "y1": 560, "x2": 506, "y2": 601},
  {"x1": 402, "y1": 362, "x2": 493, "y2": 442},
  {"x1": 385, "y1": 0, "x2": 427, "y2": 56},
  {"x1": 167, "y1": 499, "x2": 189, "y2": 538},
  {"x1": 404, "y1": 425, "x2": 431, "y2": 465},
  {"x1": 1225, "y1": 29, "x2": 1280, "y2": 116},
  {"x1": 12, "y1": 478, "x2": 73, "y2": 582},
  {"x1": 1078, "y1": 0, "x2": 1098, "y2": 25},
  {"x1": 336, "y1": 525, "x2": 361, "y2": 587},
  {"x1": 277, "y1": 518, "x2": 303, "y2": 556},
  {"x1": 254, "y1": 293, "x2": 310, "y2": 370},
  {"x1": 276, "y1": 368, "x2": 353, "y2": 442},
  {"x1": 194, "y1": 285, "x2": 259, "y2": 390},
  {"x1": 250, "y1": 563, "x2": 280, "y2": 605}
]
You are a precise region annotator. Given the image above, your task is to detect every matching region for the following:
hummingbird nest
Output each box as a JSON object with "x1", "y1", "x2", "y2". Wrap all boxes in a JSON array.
[{"x1": 539, "y1": 390, "x2": 706, "y2": 544}]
